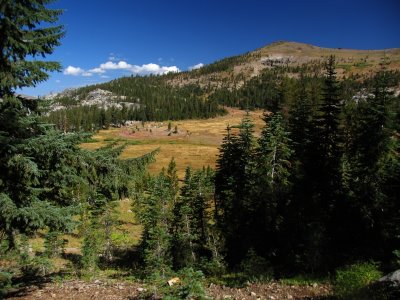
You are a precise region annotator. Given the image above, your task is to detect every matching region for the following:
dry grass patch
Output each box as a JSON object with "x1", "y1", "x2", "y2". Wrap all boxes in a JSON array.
[{"x1": 82, "y1": 108, "x2": 264, "y2": 178}]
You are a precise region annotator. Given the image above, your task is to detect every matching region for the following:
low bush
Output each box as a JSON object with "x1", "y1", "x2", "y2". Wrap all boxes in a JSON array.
[
  {"x1": 239, "y1": 248, "x2": 273, "y2": 282},
  {"x1": 0, "y1": 271, "x2": 12, "y2": 296},
  {"x1": 334, "y1": 261, "x2": 382, "y2": 299}
]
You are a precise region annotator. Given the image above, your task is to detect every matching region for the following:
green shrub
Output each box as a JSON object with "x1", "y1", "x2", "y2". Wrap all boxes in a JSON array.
[
  {"x1": 142, "y1": 268, "x2": 209, "y2": 300},
  {"x1": 240, "y1": 248, "x2": 273, "y2": 282},
  {"x1": 198, "y1": 257, "x2": 226, "y2": 277},
  {"x1": 44, "y1": 231, "x2": 66, "y2": 258},
  {"x1": 168, "y1": 268, "x2": 208, "y2": 300},
  {"x1": 18, "y1": 234, "x2": 54, "y2": 277},
  {"x1": 0, "y1": 271, "x2": 12, "y2": 296},
  {"x1": 334, "y1": 261, "x2": 382, "y2": 299},
  {"x1": 21, "y1": 256, "x2": 54, "y2": 277},
  {"x1": 393, "y1": 250, "x2": 400, "y2": 267}
]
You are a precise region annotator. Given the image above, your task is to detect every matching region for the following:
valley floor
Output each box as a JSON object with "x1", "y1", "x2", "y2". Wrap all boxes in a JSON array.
[{"x1": 81, "y1": 107, "x2": 264, "y2": 178}]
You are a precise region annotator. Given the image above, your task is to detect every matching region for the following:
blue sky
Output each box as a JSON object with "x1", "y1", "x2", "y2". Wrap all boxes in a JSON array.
[{"x1": 21, "y1": 0, "x2": 400, "y2": 96}]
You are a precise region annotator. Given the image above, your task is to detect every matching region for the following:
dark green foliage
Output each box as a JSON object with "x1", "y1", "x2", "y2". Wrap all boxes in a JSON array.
[
  {"x1": 0, "y1": 0, "x2": 64, "y2": 96},
  {"x1": 43, "y1": 77, "x2": 226, "y2": 132},
  {"x1": 135, "y1": 162, "x2": 219, "y2": 279},
  {"x1": 288, "y1": 74, "x2": 314, "y2": 160},
  {"x1": 79, "y1": 144, "x2": 157, "y2": 272},
  {"x1": 136, "y1": 171, "x2": 174, "y2": 277},
  {"x1": 210, "y1": 69, "x2": 286, "y2": 111},
  {"x1": 215, "y1": 113, "x2": 258, "y2": 265},
  {"x1": 0, "y1": 0, "x2": 79, "y2": 249},
  {"x1": 310, "y1": 56, "x2": 342, "y2": 207},
  {"x1": 140, "y1": 268, "x2": 209, "y2": 300},
  {"x1": 240, "y1": 248, "x2": 273, "y2": 281},
  {"x1": 215, "y1": 112, "x2": 294, "y2": 268},
  {"x1": 334, "y1": 262, "x2": 382, "y2": 299},
  {"x1": 209, "y1": 63, "x2": 326, "y2": 113},
  {"x1": 165, "y1": 268, "x2": 208, "y2": 300},
  {"x1": 0, "y1": 99, "x2": 84, "y2": 248},
  {"x1": 0, "y1": 271, "x2": 12, "y2": 296},
  {"x1": 172, "y1": 166, "x2": 215, "y2": 270},
  {"x1": 340, "y1": 69, "x2": 400, "y2": 263},
  {"x1": 18, "y1": 234, "x2": 54, "y2": 277},
  {"x1": 213, "y1": 56, "x2": 400, "y2": 276},
  {"x1": 255, "y1": 113, "x2": 293, "y2": 265},
  {"x1": 44, "y1": 231, "x2": 65, "y2": 258},
  {"x1": 192, "y1": 52, "x2": 251, "y2": 75}
]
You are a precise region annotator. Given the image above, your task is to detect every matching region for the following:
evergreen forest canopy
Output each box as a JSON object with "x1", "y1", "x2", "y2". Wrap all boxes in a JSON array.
[{"x1": 1, "y1": 1, "x2": 400, "y2": 299}]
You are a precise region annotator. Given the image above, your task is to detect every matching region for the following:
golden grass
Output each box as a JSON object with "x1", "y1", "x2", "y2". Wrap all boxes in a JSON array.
[{"x1": 82, "y1": 108, "x2": 264, "y2": 178}]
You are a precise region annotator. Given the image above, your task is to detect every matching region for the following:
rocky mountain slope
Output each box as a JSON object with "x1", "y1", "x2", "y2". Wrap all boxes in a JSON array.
[
  {"x1": 48, "y1": 41, "x2": 400, "y2": 102},
  {"x1": 168, "y1": 41, "x2": 400, "y2": 89}
]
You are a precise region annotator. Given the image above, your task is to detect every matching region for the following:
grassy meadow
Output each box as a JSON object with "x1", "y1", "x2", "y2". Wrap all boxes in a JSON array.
[
  {"x1": 25, "y1": 108, "x2": 265, "y2": 266},
  {"x1": 82, "y1": 107, "x2": 264, "y2": 179}
]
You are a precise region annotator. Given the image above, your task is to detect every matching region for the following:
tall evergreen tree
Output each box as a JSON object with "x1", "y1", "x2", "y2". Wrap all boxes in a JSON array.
[
  {"x1": 288, "y1": 56, "x2": 343, "y2": 271},
  {"x1": 0, "y1": 0, "x2": 64, "y2": 97},
  {"x1": 171, "y1": 166, "x2": 215, "y2": 269},
  {"x1": 0, "y1": 0, "x2": 72, "y2": 248},
  {"x1": 341, "y1": 69, "x2": 399, "y2": 263},
  {"x1": 215, "y1": 113, "x2": 257, "y2": 266},
  {"x1": 288, "y1": 74, "x2": 313, "y2": 161},
  {"x1": 315, "y1": 55, "x2": 342, "y2": 197},
  {"x1": 254, "y1": 112, "x2": 293, "y2": 264},
  {"x1": 136, "y1": 170, "x2": 174, "y2": 276}
]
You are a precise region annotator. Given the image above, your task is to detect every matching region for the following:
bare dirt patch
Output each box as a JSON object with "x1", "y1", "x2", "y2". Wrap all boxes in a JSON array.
[{"x1": 5, "y1": 280, "x2": 332, "y2": 300}]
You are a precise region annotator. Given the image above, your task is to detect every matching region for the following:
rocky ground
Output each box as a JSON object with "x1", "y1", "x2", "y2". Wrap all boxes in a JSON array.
[{"x1": 5, "y1": 280, "x2": 332, "y2": 299}]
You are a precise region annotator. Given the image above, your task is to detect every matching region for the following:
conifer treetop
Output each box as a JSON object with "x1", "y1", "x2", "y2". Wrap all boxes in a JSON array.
[{"x1": 0, "y1": 0, "x2": 64, "y2": 96}]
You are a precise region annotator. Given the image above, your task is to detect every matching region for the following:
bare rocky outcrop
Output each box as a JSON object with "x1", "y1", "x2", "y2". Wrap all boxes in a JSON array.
[
  {"x1": 379, "y1": 269, "x2": 400, "y2": 287},
  {"x1": 47, "y1": 88, "x2": 139, "y2": 112}
]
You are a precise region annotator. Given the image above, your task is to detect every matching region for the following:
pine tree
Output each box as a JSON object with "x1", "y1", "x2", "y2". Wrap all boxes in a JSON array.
[
  {"x1": 172, "y1": 167, "x2": 197, "y2": 268},
  {"x1": 215, "y1": 113, "x2": 257, "y2": 265},
  {"x1": 136, "y1": 171, "x2": 174, "y2": 277},
  {"x1": 166, "y1": 158, "x2": 179, "y2": 204},
  {"x1": 79, "y1": 144, "x2": 157, "y2": 271},
  {"x1": 340, "y1": 69, "x2": 399, "y2": 263},
  {"x1": 288, "y1": 74, "x2": 313, "y2": 160},
  {"x1": 258, "y1": 113, "x2": 292, "y2": 191},
  {"x1": 0, "y1": 0, "x2": 64, "y2": 97},
  {"x1": 0, "y1": 0, "x2": 67, "y2": 248},
  {"x1": 316, "y1": 55, "x2": 342, "y2": 196},
  {"x1": 312, "y1": 55, "x2": 343, "y2": 270},
  {"x1": 254, "y1": 112, "x2": 293, "y2": 263}
]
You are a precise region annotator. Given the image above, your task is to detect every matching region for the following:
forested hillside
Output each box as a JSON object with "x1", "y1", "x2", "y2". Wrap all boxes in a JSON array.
[{"x1": 42, "y1": 41, "x2": 400, "y2": 132}]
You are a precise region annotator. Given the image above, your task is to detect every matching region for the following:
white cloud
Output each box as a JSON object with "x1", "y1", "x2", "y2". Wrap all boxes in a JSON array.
[
  {"x1": 100, "y1": 61, "x2": 132, "y2": 70},
  {"x1": 97, "y1": 60, "x2": 179, "y2": 75},
  {"x1": 63, "y1": 65, "x2": 84, "y2": 76},
  {"x1": 64, "y1": 60, "x2": 180, "y2": 78},
  {"x1": 130, "y1": 63, "x2": 180, "y2": 75},
  {"x1": 189, "y1": 63, "x2": 204, "y2": 71},
  {"x1": 88, "y1": 67, "x2": 106, "y2": 74},
  {"x1": 100, "y1": 75, "x2": 110, "y2": 79},
  {"x1": 55, "y1": 79, "x2": 61, "y2": 83}
]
